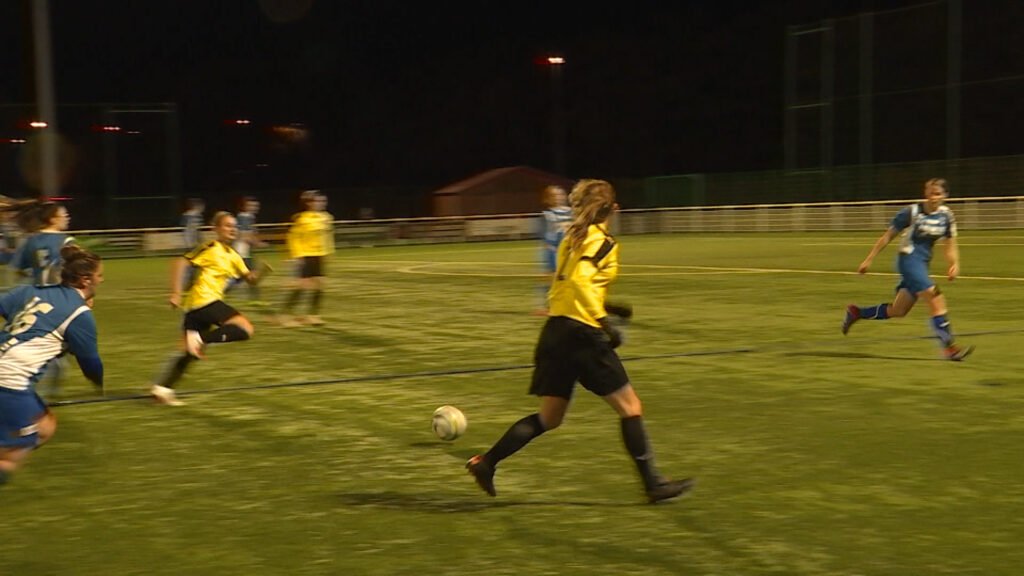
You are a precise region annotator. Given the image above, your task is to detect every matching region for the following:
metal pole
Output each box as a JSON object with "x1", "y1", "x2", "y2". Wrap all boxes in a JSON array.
[
  {"x1": 858, "y1": 12, "x2": 873, "y2": 166},
  {"x1": 946, "y1": 0, "x2": 962, "y2": 160},
  {"x1": 783, "y1": 26, "x2": 797, "y2": 171},
  {"x1": 165, "y1": 104, "x2": 184, "y2": 223},
  {"x1": 30, "y1": 0, "x2": 58, "y2": 198},
  {"x1": 549, "y1": 60, "x2": 566, "y2": 175},
  {"x1": 101, "y1": 107, "x2": 118, "y2": 227},
  {"x1": 859, "y1": 11, "x2": 874, "y2": 197},
  {"x1": 821, "y1": 20, "x2": 835, "y2": 198}
]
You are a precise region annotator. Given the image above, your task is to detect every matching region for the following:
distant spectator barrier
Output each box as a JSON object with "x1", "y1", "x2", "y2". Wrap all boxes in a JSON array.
[{"x1": 67, "y1": 196, "x2": 1024, "y2": 258}]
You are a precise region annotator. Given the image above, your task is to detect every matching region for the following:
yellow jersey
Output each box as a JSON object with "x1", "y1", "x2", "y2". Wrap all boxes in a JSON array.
[
  {"x1": 548, "y1": 224, "x2": 619, "y2": 328},
  {"x1": 183, "y1": 240, "x2": 250, "y2": 311},
  {"x1": 287, "y1": 211, "x2": 335, "y2": 258}
]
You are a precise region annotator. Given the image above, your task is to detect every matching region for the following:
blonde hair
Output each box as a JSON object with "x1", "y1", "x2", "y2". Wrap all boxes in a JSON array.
[
  {"x1": 566, "y1": 179, "x2": 615, "y2": 252},
  {"x1": 210, "y1": 211, "x2": 234, "y2": 227}
]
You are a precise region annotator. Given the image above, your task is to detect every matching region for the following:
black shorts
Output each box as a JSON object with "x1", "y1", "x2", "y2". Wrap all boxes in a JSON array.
[
  {"x1": 297, "y1": 256, "x2": 324, "y2": 278},
  {"x1": 183, "y1": 300, "x2": 240, "y2": 332},
  {"x1": 529, "y1": 316, "x2": 629, "y2": 399}
]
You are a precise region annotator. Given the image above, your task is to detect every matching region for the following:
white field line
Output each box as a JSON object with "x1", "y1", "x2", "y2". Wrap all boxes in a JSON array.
[
  {"x1": 390, "y1": 261, "x2": 1024, "y2": 281},
  {"x1": 803, "y1": 242, "x2": 1024, "y2": 247},
  {"x1": 89, "y1": 260, "x2": 1024, "y2": 302}
]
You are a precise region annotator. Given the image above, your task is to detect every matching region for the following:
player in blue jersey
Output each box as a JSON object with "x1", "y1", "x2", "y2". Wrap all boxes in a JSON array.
[
  {"x1": 179, "y1": 198, "x2": 206, "y2": 292},
  {"x1": 0, "y1": 211, "x2": 20, "y2": 287},
  {"x1": 8, "y1": 203, "x2": 77, "y2": 396},
  {"x1": 0, "y1": 244, "x2": 104, "y2": 485},
  {"x1": 9, "y1": 202, "x2": 74, "y2": 286},
  {"x1": 0, "y1": 197, "x2": 43, "y2": 287},
  {"x1": 842, "y1": 178, "x2": 973, "y2": 361},
  {"x1": 534, "y1": 185, "x2": 572, "y2": 315},
  {"x1": 229, "y1": 197, "x2": 266, "y2": 304},
  {"x1": 181, "y1": 198, "x2": 205, "y2": 251}
]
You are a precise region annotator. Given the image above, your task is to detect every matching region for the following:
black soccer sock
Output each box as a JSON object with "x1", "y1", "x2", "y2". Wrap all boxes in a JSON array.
[
  {"x1": 310, "y1": 289, "x2": 322, "y2": 314},
  {"x1": 483, "y1": 413, "x2": 546, "y2": 467},
  {"x1": 154, "y1": 353, "x2": 196, "y2": 389},
  {"x1": 282, "y1": 289, "x2": 304, "y2": 313},
  {"x1": 621, "y1": 415, "x2": 662, "y2": 490},
  {"x1": 202, "y1": 324, "x2": 250, "y2": 343}
]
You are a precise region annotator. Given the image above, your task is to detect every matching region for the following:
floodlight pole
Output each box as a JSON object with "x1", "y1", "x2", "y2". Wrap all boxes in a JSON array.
[
  {"x1": 946, "y1": 0, "x2": 961, "y2": 161},
  {"x1": 31, "y1": 0, "x2": 58, "y2": 198},
  {"x1": 546, "y1": 56, "x2": 566, "y2": 175}
]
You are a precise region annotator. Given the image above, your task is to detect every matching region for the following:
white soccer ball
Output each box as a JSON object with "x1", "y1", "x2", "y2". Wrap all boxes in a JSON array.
[{"x1": 432, "y1": 405, "x2": 467, "y2": 441}]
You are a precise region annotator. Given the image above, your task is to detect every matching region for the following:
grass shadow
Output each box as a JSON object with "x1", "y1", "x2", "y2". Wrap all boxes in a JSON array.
[
  {"x1": 335, "y1": 490, "x2": 633, "y2": 512},
  {"x1": 301, "y1": 324, "x2": 397, "y2": 347},
  {"x1": 408, "y1": 441, "x2": 479, "y2": 461},
  {"x1": 782, "y1": 350, "x2": 936, "y2": 362},
  {"x1": 976, "y1": 379, "x2": 1014, "y2": 387}
]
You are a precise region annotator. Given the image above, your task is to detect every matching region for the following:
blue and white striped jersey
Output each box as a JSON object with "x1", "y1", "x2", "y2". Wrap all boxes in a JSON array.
[
  {"x1": 0, "y1": 285, "x2": 101, "y2": 392},
  {"x1": 891, "y1": 203, "x2": 957, "y2": 262},
  {"x1": 181, "y1": 211, "x2": 204, "y2": 249},
  {"x1": 540, "y1": 206, "x2": 572, "y2": 249},
  {"x1": 9, "y1": 231, "x2": 75, "y2": 286},
  {"x1": 233, "y1": 211, "x2": 256, "y2": 258}
]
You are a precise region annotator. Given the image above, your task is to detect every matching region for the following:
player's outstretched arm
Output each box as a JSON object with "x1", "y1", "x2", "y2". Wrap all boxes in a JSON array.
[
  {"x1": 859, "y1": 228, "x2": 897, "y2": 274},
  {"x1": 65, "y1": 313, "x2": 103, "y2": 391},
  {"x1": 945, "y1": 236, "x2": 960, "y2": 281},
  {"x1": 168, "y1": 257, "x2": 189, "y2": 308}
]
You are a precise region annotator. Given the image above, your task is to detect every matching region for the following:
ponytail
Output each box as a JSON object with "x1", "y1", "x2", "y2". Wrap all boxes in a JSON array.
[
  {"x1": 565, "y1": 179, "x2": 616, "y2": 252},
  {"x1": 60, "y1": 244, "x2": 102, "y2": 287}
]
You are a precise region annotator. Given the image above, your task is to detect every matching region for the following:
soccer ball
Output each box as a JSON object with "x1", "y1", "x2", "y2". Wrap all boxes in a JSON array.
[{"x1": 432, "y1": 405, "x2": 467, "y2": 441}]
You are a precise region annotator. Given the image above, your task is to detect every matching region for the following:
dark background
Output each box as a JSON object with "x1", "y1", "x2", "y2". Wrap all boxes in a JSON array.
[{"x1": 1, "y1": 0, "x2": 1022, "y2": 223}]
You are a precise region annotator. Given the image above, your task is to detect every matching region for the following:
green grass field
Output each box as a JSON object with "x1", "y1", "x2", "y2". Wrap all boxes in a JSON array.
[{"x1": 3, "y1": 232, "x2": 1023, "y2": 575}]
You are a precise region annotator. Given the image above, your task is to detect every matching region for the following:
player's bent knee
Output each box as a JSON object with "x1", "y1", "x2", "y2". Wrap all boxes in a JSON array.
[
  {"x1": 36, "y1": 412, "x2": 57, "y2": 445},
  {"x1": 540, "y1": 414, "x2": 563, "y2": 430},
  {"x1": 229, "y1": 317, "x2": 255, "y2": 337}
]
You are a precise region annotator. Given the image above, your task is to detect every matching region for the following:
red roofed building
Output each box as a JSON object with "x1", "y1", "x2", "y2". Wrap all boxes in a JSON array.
[{"x1": 433, "y1": 166, "x2": 574, "y2": 216}]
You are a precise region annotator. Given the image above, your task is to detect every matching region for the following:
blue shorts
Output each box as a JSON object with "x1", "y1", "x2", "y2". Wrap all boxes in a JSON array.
[
  {"x1": 540, "y1": 247, "x2": 557, "y2": 274},
  {"x1": 0, "y1": 388, "x2": 47, "y2": 449},
  {"x1": 895, "y1": 254, "x2": 934, "y2": 296}
]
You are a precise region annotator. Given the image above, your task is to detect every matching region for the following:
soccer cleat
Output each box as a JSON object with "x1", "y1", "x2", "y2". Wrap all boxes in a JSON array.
[
  {"x1": 646, "y1": 477, "x2": 696, "y2": 504},
  {"x1": 466, "y1": 455, "x2": 496, "y2": 497},
  {"x1": 185, "y1": 330, "x2": 205, "y2": 358},
  {"x1": 841, "y1": 305, "x2": 860, "y2": 335},
  {"x1": 150, "y1": 384, "x2": 185, "y2": 406},
  {"x1": 944, "y1": 344, "x2": 975, "y2": 362}
]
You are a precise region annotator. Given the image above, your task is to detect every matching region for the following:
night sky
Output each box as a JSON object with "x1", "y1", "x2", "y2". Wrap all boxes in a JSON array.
[{"x1": 2, "y1": 0, "x2": 1022, "y2": 195}]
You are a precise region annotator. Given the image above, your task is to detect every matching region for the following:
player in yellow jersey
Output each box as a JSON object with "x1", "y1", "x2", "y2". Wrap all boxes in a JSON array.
[
  {"x1": 277, "y1": 190, "x2": 334, "y2": 326},
  {"x1": 150, "y1": 211, "x2": 267, "y2": 406},
  {"x1": 466, "y1": 179, "x2": 694, "y2": 504}
]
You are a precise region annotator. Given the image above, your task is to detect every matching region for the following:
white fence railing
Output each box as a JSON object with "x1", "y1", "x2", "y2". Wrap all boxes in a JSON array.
[{"x1": 68, "y1": 196, "x2": 1024, "y2": 257}]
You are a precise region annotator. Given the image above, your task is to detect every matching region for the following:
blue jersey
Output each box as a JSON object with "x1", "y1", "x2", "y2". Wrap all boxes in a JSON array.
[
  {"x1": 540, "y1": 206, "x2": 572, "y2": 249},
  {"x1": 0, "y1": 285, "x2": 101, "y2": 392},
  {"x1": 233, "y1": 211, "x2": 256, "y2": 258},
  {"x1": 0, "y1": 219, "x2": 19, "y2": 251},
  {"x1": 9, "y1": 231, "x2": 75, "y2": 286},
  {"x1": 181, "y1": 211, "x2": 203, "y2": 249},
  {"x1": 891, "y1": 203, "x2": 957, "y2": 263}
]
